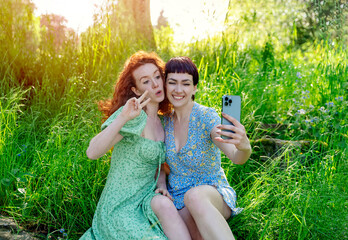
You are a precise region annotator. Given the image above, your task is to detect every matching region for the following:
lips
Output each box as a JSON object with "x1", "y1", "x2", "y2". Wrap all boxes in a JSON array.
[
  {"x1": 156, "y1": 90, "x2": 163, "y2": 96},
  {"x1": 172, "y1": 95, "x2": 184, "y2": 100}
]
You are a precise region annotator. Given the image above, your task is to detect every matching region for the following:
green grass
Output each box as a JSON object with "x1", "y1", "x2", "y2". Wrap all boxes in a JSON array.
[{"x1": 1, "y1": 1, "x2": 347, "y2": 239}]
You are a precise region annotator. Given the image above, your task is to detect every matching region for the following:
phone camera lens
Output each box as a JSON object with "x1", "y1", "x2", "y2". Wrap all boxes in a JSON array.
[
  {"x1": 225, "y1": 97, "x2": 228, "y2": 101},
  {"x1": 224, "y1": 102, "x2": 228, "y2": 106},
  {"x1": 229, "y1": 99, "x2": 232, "y2": 103}
]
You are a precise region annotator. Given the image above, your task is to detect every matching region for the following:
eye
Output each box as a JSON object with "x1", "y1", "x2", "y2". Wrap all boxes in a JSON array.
[
  {"x1": 184, "y1": 83, "x2": 191, "y2": 86},
  {"x1": 156, "y1": 75, "x2": 161, "y2": 79},
  {"x1": 168, "y1": 81, "x2": 176, "y2": 85},
  {"x1": 143, "y1": 80, "x2": 149, "y2": 84}
]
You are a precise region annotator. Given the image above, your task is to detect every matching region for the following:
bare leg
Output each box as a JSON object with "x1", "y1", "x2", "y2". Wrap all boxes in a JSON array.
[
  {"x1": 151, "y1": 195, "x2": 191, "y2": 240},
  {"x1": 179, "y1": 207, "x2": 203, "y2": 240},
  {"x1": 184, "y1": 185, "x2": 235, "y2": 240}
]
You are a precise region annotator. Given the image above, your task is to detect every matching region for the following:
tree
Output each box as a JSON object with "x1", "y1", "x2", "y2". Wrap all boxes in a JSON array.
[
  {"x1": 40, "y1": 14, "x2": 77, "y2": 52},
  {"x1": 116, "y1": 0, "x2": 156, "y2": 48},
  {"x1": 156, "y1": 10, "x2": 169, "y2": 29}
]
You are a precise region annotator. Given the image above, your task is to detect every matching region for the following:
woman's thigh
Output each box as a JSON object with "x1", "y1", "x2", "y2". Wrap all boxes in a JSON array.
[
  {"x1": 179, "y1": 207, "x2": 203, "y2": 240},
  {"x1": 184, "y1": 185, "x2": 231, "y2": 220}
]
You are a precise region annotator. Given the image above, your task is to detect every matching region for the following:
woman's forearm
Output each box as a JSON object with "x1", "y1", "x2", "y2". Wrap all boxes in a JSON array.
[
  {"x1": 86, "y1": 114, "x2": 128, "y2": 159},
  {"x1": 228, "y1": 147, "x2": 251, "y2": 165},
  {"x1": 156, "y1": 168, "x2": 167, "y2": 189}
]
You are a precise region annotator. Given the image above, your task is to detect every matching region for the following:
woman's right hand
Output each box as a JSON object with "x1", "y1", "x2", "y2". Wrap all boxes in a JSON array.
[
  {"x1": 155, "y1": 188, "x2": 173, "y2": 200},
  {"x1": 121, "y1": 90, "x2": 151, "y2": 121},
  {"x1": 86, "y1": 91, "x2": 150, "y2": 160}
]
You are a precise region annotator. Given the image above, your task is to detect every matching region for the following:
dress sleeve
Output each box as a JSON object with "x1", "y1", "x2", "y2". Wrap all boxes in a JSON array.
[
  {"x1": 101, "y1": 106, "x2": 147, "y2": 137},
  {"x1": 204, "y1": 107, "x2": 221, "y2": 134}
]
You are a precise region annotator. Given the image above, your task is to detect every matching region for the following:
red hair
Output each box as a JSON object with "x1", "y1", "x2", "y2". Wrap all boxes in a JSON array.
[{"x1": 99, "y1": 51, "x2": 171, "y2": 120}]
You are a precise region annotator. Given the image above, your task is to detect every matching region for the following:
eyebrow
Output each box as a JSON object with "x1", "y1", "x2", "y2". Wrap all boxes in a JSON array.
[{"x1": 139, "y1": 70, "x2": 160, "y2": 81}]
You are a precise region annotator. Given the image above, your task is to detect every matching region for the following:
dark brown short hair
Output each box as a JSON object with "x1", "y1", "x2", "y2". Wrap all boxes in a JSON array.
[{"x1": 165, "y1": 56, "x2": 199, "y2": 86}]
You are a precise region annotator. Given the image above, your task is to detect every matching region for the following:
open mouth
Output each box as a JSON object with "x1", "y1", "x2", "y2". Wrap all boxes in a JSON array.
[
  {"x1": 173, "y1": 95, "x2": 184, "y2": 100},
  {"x1": 156, "y1": 90, "x2": 162, "y2": 96}
]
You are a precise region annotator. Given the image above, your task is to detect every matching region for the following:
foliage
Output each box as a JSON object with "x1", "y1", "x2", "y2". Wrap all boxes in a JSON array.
[
  {"x1": 224, "y1": 0, "x2": 347, "y2": 47},
  {"x1": 294, "y1": 0, "x2": 347, "y2": 44},
  {"x1": 0, "y1": 0, "x2": 39, "y2": 87}
]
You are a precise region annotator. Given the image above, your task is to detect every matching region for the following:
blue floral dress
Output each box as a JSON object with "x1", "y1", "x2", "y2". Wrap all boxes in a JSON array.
[
  {"x1": 163, "y1": 102, "x2": 242, "y2": 217},
  {"x1": 80, "y1": 107, "x2": 167, "y2": 240}
]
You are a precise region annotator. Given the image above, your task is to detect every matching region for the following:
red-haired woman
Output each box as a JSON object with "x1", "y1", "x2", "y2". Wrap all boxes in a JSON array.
[{"x1": 80, "y1": 51, "x2": 191, "y2": 240}]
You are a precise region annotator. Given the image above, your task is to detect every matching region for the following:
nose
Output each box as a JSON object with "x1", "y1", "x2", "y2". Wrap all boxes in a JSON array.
[
  {"x1": 151, "y1": 78, "x2": 159, "y2": 88},
  {"x1": 175, "y1": 84, "x2": 182, "y2": 93}
]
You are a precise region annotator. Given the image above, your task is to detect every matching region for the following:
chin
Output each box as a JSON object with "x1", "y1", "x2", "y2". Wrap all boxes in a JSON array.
[
  {"x1": 170, "y1": 101, "x2": 184, "y2": 108},
  {"x1": 157, "y1": 95, "x2": 165, "y2": 103}
]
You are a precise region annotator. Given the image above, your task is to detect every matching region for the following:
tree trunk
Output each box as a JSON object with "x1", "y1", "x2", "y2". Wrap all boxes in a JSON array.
[{"x1": 118, "y1": 0, "x2": 156, "y2": 48}]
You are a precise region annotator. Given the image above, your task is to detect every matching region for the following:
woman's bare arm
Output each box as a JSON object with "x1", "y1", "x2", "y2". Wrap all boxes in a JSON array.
[
  {"x1": 86, "y1": 91, "x2": 151, "y2": 159},
  {"x1": 86, "y1": 114, "x2": 128, "y2": 159},
  {"x1": 211, "y1": 113, "x2": 251, "y2": 165}
]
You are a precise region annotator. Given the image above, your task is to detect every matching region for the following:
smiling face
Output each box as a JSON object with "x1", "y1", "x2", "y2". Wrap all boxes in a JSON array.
[
  {"x1": 131, "y1": 63, "x2": 164, "y2": 103},
  {"x1": 166, "y1": 72, "x2": 197, "y2": 109}
]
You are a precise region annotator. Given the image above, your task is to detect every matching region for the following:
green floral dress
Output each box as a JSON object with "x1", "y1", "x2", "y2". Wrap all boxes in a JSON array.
[{"x1": 80, "y1": 107, "x2": 167, "y2": 240}]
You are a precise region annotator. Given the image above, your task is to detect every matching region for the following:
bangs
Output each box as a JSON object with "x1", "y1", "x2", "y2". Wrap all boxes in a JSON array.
[{"x1": 165, "y1": 57, "x2": 199, "y2": 85}]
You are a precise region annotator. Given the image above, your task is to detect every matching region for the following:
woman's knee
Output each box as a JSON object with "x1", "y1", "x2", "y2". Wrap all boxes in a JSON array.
[
  {"x1": 184, "y1": 187, "x2": 208, "y2": 213},
  {"x1": 184, "y1": 185, "x2": 228, "y2": 217},
  {"x1": 151, "y1": 195, "x2": 176, "y2": 215}
]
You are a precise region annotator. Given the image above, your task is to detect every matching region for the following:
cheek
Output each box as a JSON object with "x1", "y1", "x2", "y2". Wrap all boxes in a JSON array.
[
  {"x1": 135, "y1": 84, "x2": 150, "y2": 96},
  {"x1": 158, "y1": 80, "x2": 164, "y2": 89},
  {"x1": 134, "y1": 81, "x2": 143, "y2": 92},
  {"x1": 165, "y1": 84, "x2": 172, "y2": 94}
]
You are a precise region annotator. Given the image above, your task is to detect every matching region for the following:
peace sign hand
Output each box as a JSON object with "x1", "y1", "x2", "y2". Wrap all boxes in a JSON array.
[{"x1": 120, "y1": 91, "x2": 151, "y2": 121}]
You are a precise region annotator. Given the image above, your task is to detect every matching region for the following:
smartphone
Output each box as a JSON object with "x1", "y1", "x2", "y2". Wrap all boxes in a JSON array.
[{"x1": 221, "y1": 95, "x2": 241, "y2": 139}]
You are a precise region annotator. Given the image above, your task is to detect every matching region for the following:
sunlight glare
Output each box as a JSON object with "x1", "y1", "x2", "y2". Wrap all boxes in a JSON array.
[
  {"x1": 32, "y1": 0, "x2": 99, "y2": 33},
  {"x1": 151, "y1": 0, "x2": 229, "y2": 43},
  {"x1": 32, "y1": 0, "x2": 229, "y2": 42}
]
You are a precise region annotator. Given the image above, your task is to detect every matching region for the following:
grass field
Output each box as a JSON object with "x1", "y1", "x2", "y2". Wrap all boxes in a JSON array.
[{"x1": 1, "y1": 1, "x2": 347, "y2": 239}]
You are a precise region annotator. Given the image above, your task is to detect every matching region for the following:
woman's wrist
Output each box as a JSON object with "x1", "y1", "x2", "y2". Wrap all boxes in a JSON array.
[
  {"x1": 156, "y1": 183, "x2": 167, "y2": 189},
  {"x1": 240, "y1": 143, "x2": 252, "y2": 153},
  {"x1": 119, "y1": 111, "x2": 131, "y2": 123}
]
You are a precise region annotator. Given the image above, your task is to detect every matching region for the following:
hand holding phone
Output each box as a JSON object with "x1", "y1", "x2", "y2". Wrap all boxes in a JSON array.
[{"x1": 221, "y1": 95, "x2": 241, "y2": 139}]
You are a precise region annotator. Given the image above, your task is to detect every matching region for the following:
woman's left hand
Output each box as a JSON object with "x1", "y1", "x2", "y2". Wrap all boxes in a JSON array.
[{"x1": 215, "y1": 112, "x2": 251, "y2": 152}]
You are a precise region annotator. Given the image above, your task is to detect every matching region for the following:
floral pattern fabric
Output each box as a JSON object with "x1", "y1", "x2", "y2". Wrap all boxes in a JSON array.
[
  {"x1": 80, "y1": 107, "x2": 167, "y2": 240},
  {"x1": 163, "y1": 102, "x2": 242, "y2": 217}
]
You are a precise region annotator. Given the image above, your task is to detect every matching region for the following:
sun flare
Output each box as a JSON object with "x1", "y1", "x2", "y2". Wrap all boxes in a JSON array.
[{"x1": 32, "y1": 0, "x2": 100, "y2": 33}]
